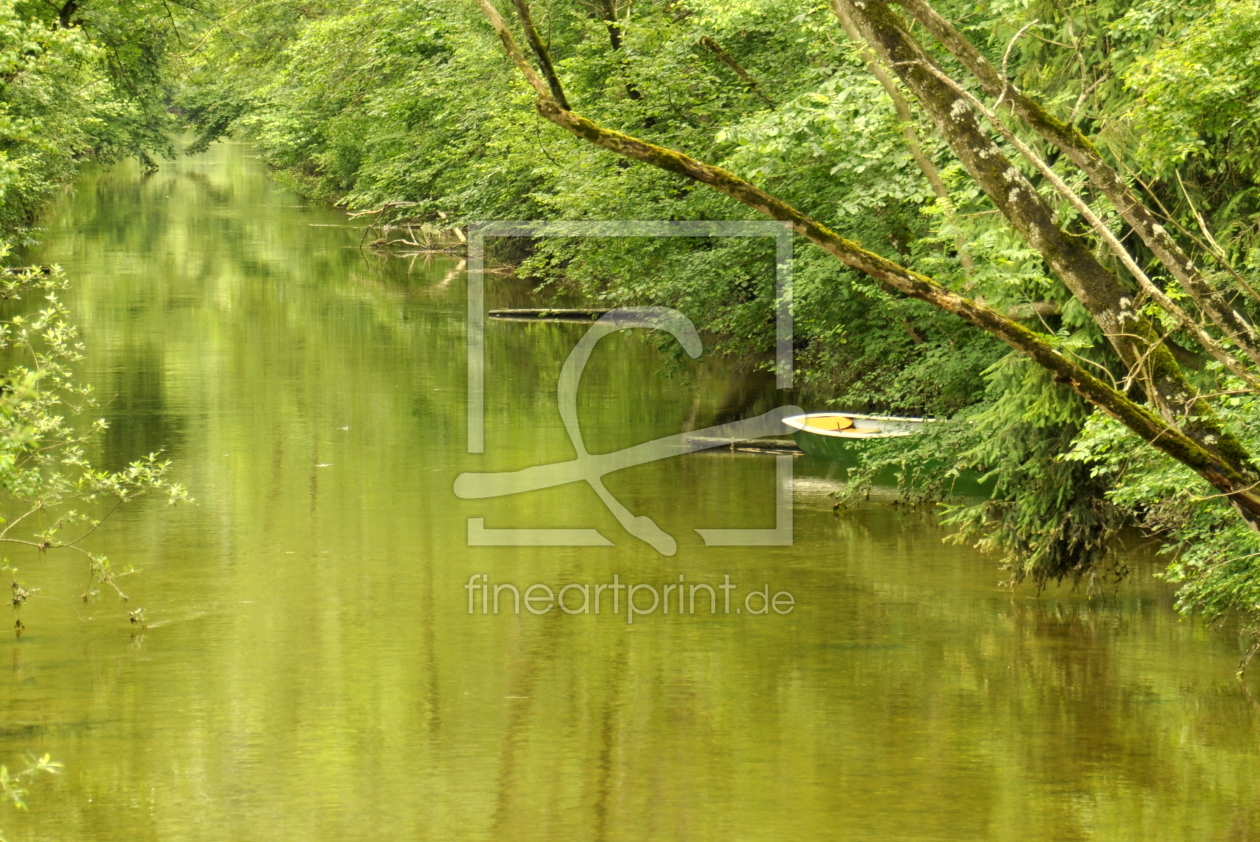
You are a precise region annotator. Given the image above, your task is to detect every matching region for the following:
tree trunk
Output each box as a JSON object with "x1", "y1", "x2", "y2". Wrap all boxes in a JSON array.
[
  {"x1": 894, "y1": 0, "x2": 1260, "y2": 369},
  {"x1": 58, "y1": 0, "x2": 79, "y2": 28},
  {"x1": 837, "y1": 0, "x2": 1256, "y2": 486},
  {"x1": 596, "y1": 0, "x2": 642, "y2": 100}
]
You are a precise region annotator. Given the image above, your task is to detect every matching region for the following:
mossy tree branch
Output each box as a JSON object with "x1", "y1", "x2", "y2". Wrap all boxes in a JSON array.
[
  {"x1": 475, "y1": 0, "x2": 1260, "y2": 526},
  {"x1": 508, "y1": 0, "x2": 570, "y2": 110}
]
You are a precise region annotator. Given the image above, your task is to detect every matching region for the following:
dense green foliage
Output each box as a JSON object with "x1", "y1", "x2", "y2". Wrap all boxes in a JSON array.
[
  {"x1": 173, "y1": 0, "x2": 1260, "y2": 638},
  {"x1": 0, "y1": 0, "x2": 191, "y2": 638},
  {"x1": 6, "y1": 0, "x2": 1260, "y2": 649},
  {"x1": 181, "y1": 0, "x2": 1004, "y2": 405},
  {"x1": 0, "y1": 0, "x2": 189, "y2": 242},
  {"x1": 0, "y1": 0, "x2": 100, "y2": 240}
]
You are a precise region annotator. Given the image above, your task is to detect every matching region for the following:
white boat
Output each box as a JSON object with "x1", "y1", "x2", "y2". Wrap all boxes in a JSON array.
[{"x1": 782, "y1": 412, "x2": 927, "y2": 459}]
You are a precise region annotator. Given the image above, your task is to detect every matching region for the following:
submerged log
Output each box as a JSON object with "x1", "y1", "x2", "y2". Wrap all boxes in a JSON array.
[
  {"x1": 683, "y1": 436, "x2": 804, "y2": 454},
  {"x1": 488, "y1": 308, "x2": 611, "y2": 322}
]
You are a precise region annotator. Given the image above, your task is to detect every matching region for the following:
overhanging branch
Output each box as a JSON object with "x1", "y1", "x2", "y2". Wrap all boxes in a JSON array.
[{"x1": 475, "y1": 0, "x2": 1260, "y2": 523}]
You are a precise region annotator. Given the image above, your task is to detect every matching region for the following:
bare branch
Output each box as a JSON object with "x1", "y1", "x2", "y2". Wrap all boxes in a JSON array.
[
  {"x1": 699, "y1": 36, "x2": 775, "y2": 107},
  {"x1": 1175, "y1": 171, "x2": 1260, "y2": 305},
  {"x1": 920, "y1": 59, "x2": 1260, "y2": 390},
  {"x1": 478, "y1": 0, "x2": 554, "y2": 102}
]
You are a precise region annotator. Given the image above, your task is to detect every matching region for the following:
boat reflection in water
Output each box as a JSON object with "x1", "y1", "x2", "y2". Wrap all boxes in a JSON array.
[{"x1": 782, "y1": 412, "x2": 991, "y2": 498}]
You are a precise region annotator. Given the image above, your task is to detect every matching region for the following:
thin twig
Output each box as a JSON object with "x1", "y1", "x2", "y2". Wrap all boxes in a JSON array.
[
  {"x1": 995, "y1": 21, "x2": 1038, "y2": 111},
  {"x1": 172, "y1": 0, "x2": 255, "y2": 59}
]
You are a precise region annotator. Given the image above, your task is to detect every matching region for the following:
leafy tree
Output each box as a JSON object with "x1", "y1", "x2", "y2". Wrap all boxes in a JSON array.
[
  {"x1": 1, "y1": 0, "x2": 193, "y2": 631},
  {"x1": 0, "y1": 259, "x2": 190, "y2": 634},
  {"x1": 1, "y1": 0, "x2": 196, "y2": 239},
  {"x1": 177, "y1": 0, "x2": 1260, "y2": 655}
]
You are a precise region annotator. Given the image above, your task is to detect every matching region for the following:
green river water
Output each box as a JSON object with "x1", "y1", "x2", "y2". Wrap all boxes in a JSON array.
[{"x1": 4, "y1": 143, "x2": 1260, "y2": 841}]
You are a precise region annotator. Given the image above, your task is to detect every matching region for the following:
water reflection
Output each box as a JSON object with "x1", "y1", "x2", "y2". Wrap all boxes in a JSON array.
[{"x1": 2, "y1": 143, "x2": 1259, "y2": 841}]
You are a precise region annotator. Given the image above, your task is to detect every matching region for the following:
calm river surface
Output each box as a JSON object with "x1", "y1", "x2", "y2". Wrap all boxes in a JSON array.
[{"x1": 4, "y1": 143, "x2": 1260, "y2": 841}]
